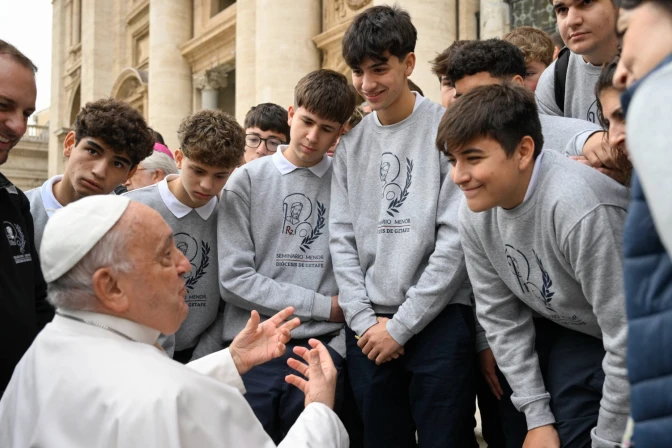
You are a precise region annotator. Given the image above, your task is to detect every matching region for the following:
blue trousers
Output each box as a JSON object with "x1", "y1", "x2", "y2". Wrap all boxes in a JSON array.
[
  {"x1": 346, "y1": 304, "x2": 477, "y2": 448},
  {"x1": 242, "y1": 336, "x2": 345, "y2": 444}
]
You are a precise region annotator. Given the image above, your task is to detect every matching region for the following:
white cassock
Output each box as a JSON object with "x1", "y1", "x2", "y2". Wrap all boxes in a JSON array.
[{"x1": 0, "y1": 310, "x2": 349, "y2": 448}]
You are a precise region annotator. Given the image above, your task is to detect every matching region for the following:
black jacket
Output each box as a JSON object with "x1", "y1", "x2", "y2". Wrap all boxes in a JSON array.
[{"x1": 0, "y1": 173, "x2": 53, "y2": 394}]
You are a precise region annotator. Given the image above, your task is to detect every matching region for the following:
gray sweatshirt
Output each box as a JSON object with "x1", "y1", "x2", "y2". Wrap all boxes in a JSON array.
[
  {"x1": 213, "y1": 150, "x2": 344, "y2": 354},
  {"x1": 24, "y1": 175, "x2": 63, "y2": 252},
  {"x1": 539, "y1": 114, "x2": 601, "y2": 156},
  {"x1": 330, "y1": 98, "x2": 472, "y2": 345},
  {"x1": 459, "y1": 150, "x2": 629, "y2": 448},
  {"x1": 536, "y1": 51, "x2": 602, "y2": 123},
  {"x1": 123, "y1": 176, "x2": 221, "y2": 355}
]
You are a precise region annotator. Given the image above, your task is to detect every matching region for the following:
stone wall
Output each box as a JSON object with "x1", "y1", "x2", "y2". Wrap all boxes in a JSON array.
[{"x1": 509, "y1": 0, "x2": 556, "y2": 33}]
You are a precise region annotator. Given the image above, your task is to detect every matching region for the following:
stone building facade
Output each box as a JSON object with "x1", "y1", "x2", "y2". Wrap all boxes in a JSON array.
[{"x1": 46, "y1": 0, "x2": 519, "y2": 177}]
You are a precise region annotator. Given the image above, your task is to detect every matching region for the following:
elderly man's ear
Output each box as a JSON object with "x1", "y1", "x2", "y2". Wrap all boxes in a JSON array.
[{"x1": 92, "y1": 268, "x2": 130, "y2": 313}]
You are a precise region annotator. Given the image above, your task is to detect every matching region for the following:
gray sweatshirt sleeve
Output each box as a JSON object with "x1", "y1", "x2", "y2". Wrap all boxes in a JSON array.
[
  {"x1": 563, "y1": 205, "x2": 629, "y2": 447},
  {"x1": 459, "y1": 210, "x2": 555, "y2": 430},
  {"x1": 535, "y1": 61, "x2": 563, "y2": 117},
  {"x1": 564, "y1": 129, "x2": 599, "y2": 158},
  {"x1": 329, "y1": 149, "x2": 378, "y2": 336},
  {"x1": 386, "y1": 174, "x2": 470, "y2": 345},
  {"x1": 218, "y1": 179, "x2": 332, "y2": 322}
]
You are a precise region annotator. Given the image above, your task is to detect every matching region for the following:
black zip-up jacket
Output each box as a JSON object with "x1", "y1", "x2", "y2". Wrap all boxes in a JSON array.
[{"x1": 0, "y1": 172, "x2": 53, "y2": 395}]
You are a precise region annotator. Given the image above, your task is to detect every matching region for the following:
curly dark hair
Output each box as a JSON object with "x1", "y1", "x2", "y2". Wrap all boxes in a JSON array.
[
  {"x1": 74, "y1": 98, "x2": 154, "y2": 167},
  {"x1": 430, "y1": 40, "x2": 470, "y2": 80},
  {"x1": 177, "y1": 109, "x2": 245, "y2": 168},
  {"x1": 446, "y1": 39, "x2": 526, "y2": 84}
]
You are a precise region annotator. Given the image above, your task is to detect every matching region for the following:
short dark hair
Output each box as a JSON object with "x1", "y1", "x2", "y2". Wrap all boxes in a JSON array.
[
  {"x1": 595, "y1": 58, "x2": 620, "y2": 129},
  {"x1": 0, "y1": 39, "x2": 37, "y2": 73},
  {"x1": 431, "y1": 40, "x2": 470, "y2": 80},
  {"x1": 446, "y1": 39, "x2": 526, "y2": 84},
  {"x1": 342, "y1": 5, "x2": 417, "y2": 68},
  {"x1": 436, "y1": 83, "x2": 544, "y2": 159},
  {"x1": 294, "y1": 69, "x2": 357, "y2": 125},
  {"x1": 149, "y1": 128, "x2": 165, "y2": 145},
  {"x1": 178, "y1": 109, "x2": 245, "y2": 168},
  {"x1": 74, "y1": 98, "x2": 154, "y2": 167},
  {"x1": 243, "y1": 103, "x2": 290, "y2": 141}
]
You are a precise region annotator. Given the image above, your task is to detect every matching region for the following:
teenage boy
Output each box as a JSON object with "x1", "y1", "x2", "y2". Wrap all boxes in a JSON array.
[
  {"x1": 447, "y1": 40, "x2": 602, "y2": 158},
  {"x1": 0, "y1": 40, "x2": 53, "y2": 397},
  {"x1": 206, "y1": 69, "x2": 355, "y2": 443},
  {"x1": 430, "y1": 40, "x2": 469, "y2": 108},
  {"x1": 613, "y1": 2, "x2": 672, "y2": 445},
  {"x1": 124, "y1": 109, "x2": 244, "y2": 362},
  {"x1": 25, "y1": 98, "x2": 154, "y2": 251},
  {"x1": 535, "y1": 0, "x2": 620, "y2": 121},
  {"x1": 503, "y1": 26, "x2": 555, "y2": 92},
  {"x1": 331, "y1": 6, "x2": 475, "y2": 447},
  {"x1": 243, "y1": 103, "x2": 289, "y2": 164},
  {"x1": 437, "y1": 83, "x2": 629, "y2": 448}
]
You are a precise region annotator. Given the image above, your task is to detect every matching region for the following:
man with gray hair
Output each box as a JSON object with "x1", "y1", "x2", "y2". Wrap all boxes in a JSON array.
[
  {"x1": 0, "y1": 39, "x2": 53, "y2": 397},
  {"x1": 123, "y1": 142, "x2": 178, "y2": 191},
  {"x1": 0, "y1": 195, "x2": 349, "y2": 447}
]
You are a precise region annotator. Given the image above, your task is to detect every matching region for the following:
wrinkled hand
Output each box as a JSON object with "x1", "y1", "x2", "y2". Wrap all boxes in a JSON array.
[
  {"x1": 285, "y1": 339, "x2": 338, "y2": 409},
  {"x1": 523, "y1": 425, "x2": 560, "y2": 448},
  {"x1": 569, "y1": 156, "x2": 628, "y2": 184},
  {"x1": 229, "y1": 307, "x2": 300, "y2": 375},
  {"x1": 358, "y1": 317, "x2": 404, "y2": 365},
  {"x1": 479, "y1": 348, "x2": 503, "y2": 400}
]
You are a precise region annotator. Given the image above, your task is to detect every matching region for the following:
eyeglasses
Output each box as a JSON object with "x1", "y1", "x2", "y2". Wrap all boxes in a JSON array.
[{"x1": 245, "y1": 134, "x2": 285, "y2": 153}]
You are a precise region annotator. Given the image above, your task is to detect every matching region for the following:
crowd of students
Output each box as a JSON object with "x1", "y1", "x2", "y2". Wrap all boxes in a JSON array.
[{"x1": 1, "y1": 0, "x2": 671, "y2": 447}]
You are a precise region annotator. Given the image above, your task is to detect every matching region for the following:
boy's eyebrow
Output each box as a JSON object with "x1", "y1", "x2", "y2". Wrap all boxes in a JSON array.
[
  {"x1": 461, "y1": 148, "x2": 485, "y2": 155},
  {"x1": 361, "y1": 60, "x2": 389, "y2": 70},
  {"x1": 86, "y1": 139, "x2": 132, "y2": 165}
]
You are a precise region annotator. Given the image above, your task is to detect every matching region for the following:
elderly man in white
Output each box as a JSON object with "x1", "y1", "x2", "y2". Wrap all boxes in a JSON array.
[{"x1": 0, "y1": 195, "x2": 348, "y2": 448}]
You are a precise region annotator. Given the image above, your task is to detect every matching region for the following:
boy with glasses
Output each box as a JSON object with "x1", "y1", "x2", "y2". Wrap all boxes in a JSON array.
[{"x1": 243, "y1": 103, "x2": 289, "y2": 164}]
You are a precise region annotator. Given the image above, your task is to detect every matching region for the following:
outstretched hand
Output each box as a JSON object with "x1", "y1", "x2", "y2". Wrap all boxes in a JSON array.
[
  {"x1": 229, "y1": 307, "x2": 300, "y2": 375},
  {"x1": 285, "y1": 339, "x2": 338, "y2": 410}
]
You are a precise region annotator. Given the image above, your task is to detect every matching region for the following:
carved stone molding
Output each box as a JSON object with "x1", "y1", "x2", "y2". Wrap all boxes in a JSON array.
[
  {"x1": 346, "y1": 0, "x2": 371, "y2": 10},
  {"x1": 193, "y1": 66, "x2": 231, "y2": 91}
]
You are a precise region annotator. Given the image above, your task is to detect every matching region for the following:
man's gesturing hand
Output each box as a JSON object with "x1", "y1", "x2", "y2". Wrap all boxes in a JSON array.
[
  {"x1": 229, "y1": 307, "x2": 300, "y2": 375},
  {"x1": 358, "y1": 317, "x2": 404, "y2": 365},
  {"x1": 285, "y1": 339, "x2": 338, "y2": 409}
]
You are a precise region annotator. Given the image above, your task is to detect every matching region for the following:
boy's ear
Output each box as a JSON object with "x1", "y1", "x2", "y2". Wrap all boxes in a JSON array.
[
  {"x1": 174, "y1": 149, "x2": 184, "y2": 170},
  {"x1": 63, "y1": 131, "x2": 76, "y2": 158},
  {"x1": 516, "y1": 136, "x2": 536, "y2": 171},
  {"x1": 287, "y1": 105, "x2": 295, "y2": 127},
  {"x1": 404, "y1": 52, "x2": 416, "y2": 77},
  {"x1": 511, "y1": 75, "x2": 525, "y2": 86}
]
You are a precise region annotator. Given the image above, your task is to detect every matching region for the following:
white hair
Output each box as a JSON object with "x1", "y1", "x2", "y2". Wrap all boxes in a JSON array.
[
  {"x1": 140, "y1": 151, "x2": 178, "y2": 177},
  {"x1": 47, "y1": 224, "x2": 134, "y2": 311}
]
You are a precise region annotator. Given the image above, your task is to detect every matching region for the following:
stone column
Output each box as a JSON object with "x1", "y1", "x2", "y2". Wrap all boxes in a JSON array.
[
  {"x1": 149, "y1": 0, "x2": 193, "y2": 150},
  {"x1": 80, "y1": 0, "x2": 115, "y2": 102},
  {"x1": 72, "y1": 0, "x2": 81, "y2": 45},
  {"x1": 48, "y1": 0, "x2": 67, "y2": 177},
  {"x1": 378, "y1": 0, "x2": 457, "y2": 105},
  {"x1": 255, "y1": 0, "x2": 321, "y2": 108},
  {"x1": 235, "y1": 0, "x2": 256, "y2": 123},
  {"x1": 480, "y1": 0, "x2": 510, "y2": 39},
  {"x1": 194, "y1": 68, "x2": 229, "y2": 110},
  {"x1": 459, "y1": 0, "x2": 480, "y2": 40}
]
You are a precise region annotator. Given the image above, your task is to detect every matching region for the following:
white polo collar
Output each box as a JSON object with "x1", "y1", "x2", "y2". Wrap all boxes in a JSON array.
[
  {"x1": 157, "y1": 174, "x2": 217, "y2": 220},
  {"x1": 523, "y1": 151, "x2": 545, "y2": 203},
  {"x1": 272, "y1": 145, "x2": 332, "y2": 178},
  {"x1": 40, "y1": 175, "x2": 64, "y2": 217}
]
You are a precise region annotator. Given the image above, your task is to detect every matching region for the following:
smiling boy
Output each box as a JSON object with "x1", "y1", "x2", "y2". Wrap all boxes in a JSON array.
[
  {"x1": 438, "y1": 83, "x2": 629, "y2": 448},
  {"x1": 124, "y1": 109, "x2": 245, "y2": 362},
  {"x1": 206, "y1": 69, "x2": 355, "y2": 443},
  {"x1": 25, "y1": 98, "x2": 154, "y2": 251},
  {"x1": 330, "y1": 5, "x2": 475, "y2": 447}
]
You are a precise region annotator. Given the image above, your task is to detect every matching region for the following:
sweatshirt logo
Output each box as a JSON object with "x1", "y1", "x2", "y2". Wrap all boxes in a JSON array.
[
  {"x1": 282, "y1": 193, "x2": 326, "y2": 252},
  {"x1": 380, "y1": 152, "x2": 413, "y2": 217},
  {"x1": 174, "y1": 232, "x2": 210, "y2": 295},
  {"x1": 4, "y1": 221, "x2": 31, "y2": 264},
  {"x1": 505, "y1": 245, "x2": 556, "y2": 312}
]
